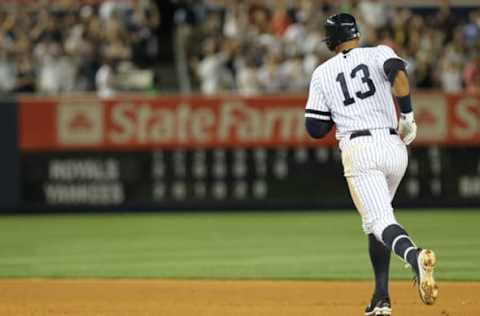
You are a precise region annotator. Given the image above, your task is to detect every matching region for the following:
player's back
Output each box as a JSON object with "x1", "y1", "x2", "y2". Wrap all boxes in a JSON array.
[{"x1": 308, "y1": 45, "x2": 400, "y2": 139}]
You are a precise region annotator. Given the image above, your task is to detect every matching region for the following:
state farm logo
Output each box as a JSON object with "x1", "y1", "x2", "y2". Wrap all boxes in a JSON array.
[
  {"x1": 452, "y1": 96, "x2": 480, "y2": 139},
  {"x1": 414, "y1": 94, "x2": 447, "y2": 142},
  {"x1": 58, "y1": 101, "x2": 104, "y2": 145}
]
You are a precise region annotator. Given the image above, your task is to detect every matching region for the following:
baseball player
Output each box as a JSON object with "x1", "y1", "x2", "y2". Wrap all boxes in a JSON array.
[{"x1": 304, "y1": 13, "x2": 438, "y2": 316}]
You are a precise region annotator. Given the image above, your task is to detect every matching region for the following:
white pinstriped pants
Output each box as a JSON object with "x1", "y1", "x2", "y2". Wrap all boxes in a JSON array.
[{"x1": 339, "y1": 129, "x2": 408, "y2": 239}]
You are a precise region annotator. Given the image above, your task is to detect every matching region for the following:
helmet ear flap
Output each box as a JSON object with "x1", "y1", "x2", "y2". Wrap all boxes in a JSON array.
[
  {"x1": 325, "y1": 38, "x2": 337, "y2": 51},
  {"x1": 324, "y1": 28, "x2": 342, "y2": 51},
  {"x1": 323, "y1": 25, "x2": 340, "y2": 51}
]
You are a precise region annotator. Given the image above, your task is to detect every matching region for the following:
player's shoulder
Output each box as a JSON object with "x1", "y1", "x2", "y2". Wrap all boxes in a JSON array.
[
  {"x1": 373, "y1": 44, "x2": 396, "y2": 54},
  {"x1": 353, "y1": 45, "x2": 396, "y2": 57},
  {"x1": 311, "y1": 54, "x2": 342, "y2": 78},
  {"x1": 353, "y1": 45, "x2": 400, "y2": 64}
]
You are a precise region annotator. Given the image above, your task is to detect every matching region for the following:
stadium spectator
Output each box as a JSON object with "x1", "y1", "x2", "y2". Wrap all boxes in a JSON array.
[
  {"x1": 96, "y1": 58, "x2": 116, "y2": 98},
  {"x1": 223, "y1": 1, "x2": 248, "y2": 40},
  {"x1": 358, "y1": 0, "x2": 390, "y2": 29},
  {"x1": 257, "y1": 52, "x2": 285, "y2": 93},
  {"x1": 439, "y1": 53, "x2": 463, "y2": 93},
  {"x1": 236, "y1": 56, "x2": 260, "y2": 96},
  {"x1": 271, "y1": 2, "x2": 291, "y2": 38},
  {"x1": 464, "y1": 55, "x2": 480, "y2": 94},
  {"x1": 282, "y1": 53, "x2": 308, "y2": 92},
  {"x1": 15, "y1": 53, "x2": 35, "y2": 92},
  {"x1": 191, "y1": 37, "x2": 232, "y2": 95},
  {"x1": 35, "y1": 41, "x2": 69, "y2": 94},
  {"x1": 464, "y1": 10, "x2": 480, "y2": 48},
  {"x1": 0, "y1": 52, "x2": 16, "y2": 92}
]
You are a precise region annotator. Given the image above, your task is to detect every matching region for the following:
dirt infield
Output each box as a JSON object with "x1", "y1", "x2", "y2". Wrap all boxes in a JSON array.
[{"x1": 0, "y1": 279, "x2": 478, "y2": 316}]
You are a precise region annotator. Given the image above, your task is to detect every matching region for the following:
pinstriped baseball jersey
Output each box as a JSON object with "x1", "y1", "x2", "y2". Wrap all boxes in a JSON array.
[{"x1": 305, "y1": 45, "x2": 404, "y2": 140}]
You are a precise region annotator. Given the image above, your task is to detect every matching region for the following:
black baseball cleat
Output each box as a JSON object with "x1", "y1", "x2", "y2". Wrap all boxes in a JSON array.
[{"x1": 364, "y1": 297, "x2": 392, "y2": 316}]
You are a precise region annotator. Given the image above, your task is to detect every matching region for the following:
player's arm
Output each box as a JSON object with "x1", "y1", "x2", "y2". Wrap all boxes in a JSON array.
[
  {"x1": 305, "y1": 114, "x2": 334, "y2": 139},
  {"x1": 304, "y1": 73, "x2": 334, "y2": 139},
  {"x1": 384, "y1": 59, "x2": 411, "y2": 110},
  {"x1": 383, "y1": 56, "x2": 417, "y2": 145}
]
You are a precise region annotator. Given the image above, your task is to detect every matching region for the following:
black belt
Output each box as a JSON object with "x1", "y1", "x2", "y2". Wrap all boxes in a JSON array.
[{"x1": 350, "y1": 128, "x2": 397, "y2": 140}]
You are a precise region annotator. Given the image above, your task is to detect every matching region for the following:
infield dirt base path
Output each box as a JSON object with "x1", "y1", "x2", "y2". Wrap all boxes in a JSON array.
[{"x1": 0, "y1": 279, "x2": 478, "y2": 316}]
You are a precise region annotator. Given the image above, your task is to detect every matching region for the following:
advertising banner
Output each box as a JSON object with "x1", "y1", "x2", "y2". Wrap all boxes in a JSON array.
[
  {"x1": 20, "y1": 94, "x2": 480, "y2": 151},
  {"x1": 19, "y1": 96, "x2": 337, "y2": 151}
]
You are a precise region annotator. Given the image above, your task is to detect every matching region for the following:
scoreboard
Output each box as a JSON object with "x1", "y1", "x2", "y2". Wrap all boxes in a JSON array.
[
  {"x1": 21, "y1": 147, "x2": 344, "y2": 208},
  {"x1": 21, "y1": 146, "x2": 480, "y2": 209}
]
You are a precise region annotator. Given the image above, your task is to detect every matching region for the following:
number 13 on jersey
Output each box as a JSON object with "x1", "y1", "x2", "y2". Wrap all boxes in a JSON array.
[{"x1": 336, "y1": 64, "x2": 376, "y2": 106}]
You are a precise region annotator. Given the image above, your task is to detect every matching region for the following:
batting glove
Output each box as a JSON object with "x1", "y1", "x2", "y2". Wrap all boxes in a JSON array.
[{"x1": 399, "y1": 112, "x2": 417, "y2": 145}]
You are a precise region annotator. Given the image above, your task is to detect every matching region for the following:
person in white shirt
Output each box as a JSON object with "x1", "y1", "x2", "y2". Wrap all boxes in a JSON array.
[{"x1": 96, "y1": 59, "x2": 116, "y2": 98}]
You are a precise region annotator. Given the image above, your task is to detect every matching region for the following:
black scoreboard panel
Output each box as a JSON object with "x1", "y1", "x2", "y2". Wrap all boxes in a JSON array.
[{"x1": 20, "y1": 146, "x2": 480, "y2": 209}]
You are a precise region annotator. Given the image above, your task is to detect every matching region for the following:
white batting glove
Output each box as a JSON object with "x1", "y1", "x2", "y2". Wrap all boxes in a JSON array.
[{"x1": 398, "y1": 112, "x2": 417, "y2": 145}]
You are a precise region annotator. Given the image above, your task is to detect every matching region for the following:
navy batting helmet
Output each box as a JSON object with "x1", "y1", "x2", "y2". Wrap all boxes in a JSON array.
[{"x1": 323, "y1": 13, "x2": 360, "y2": 51}]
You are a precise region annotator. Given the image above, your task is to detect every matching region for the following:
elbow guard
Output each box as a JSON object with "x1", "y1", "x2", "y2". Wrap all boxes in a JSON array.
[
  {"x1": 305, "y1": 117, "x2": 334, "y2": 139},
  {"x1": 383, "y1": 58, "x2": 406, "y2": 85}
]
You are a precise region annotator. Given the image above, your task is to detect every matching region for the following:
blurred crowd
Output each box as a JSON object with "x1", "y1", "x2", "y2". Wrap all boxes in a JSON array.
[
  {"x1": 0, "y1": 0, "x2": 479, "y2": 96},
  {"x1": 0, "y1": 0, "x2": 159, "y2": 96},
  {"x1": 175, "y1": 0, "x2": 480, "y2": 95}
]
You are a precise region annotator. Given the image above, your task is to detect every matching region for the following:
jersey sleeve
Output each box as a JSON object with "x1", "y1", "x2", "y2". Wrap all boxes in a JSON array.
[
  {"x1": 305, "y1": 72, "x2": 333, "y2": 122},
  {"x1": 375, "y1": 45, "x2": 408, "y2": 79}
]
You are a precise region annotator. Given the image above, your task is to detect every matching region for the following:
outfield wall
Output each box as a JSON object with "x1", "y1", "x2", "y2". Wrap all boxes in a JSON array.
[{"x1": 2, "y1": 93, "x2": 480, "y2": 211}]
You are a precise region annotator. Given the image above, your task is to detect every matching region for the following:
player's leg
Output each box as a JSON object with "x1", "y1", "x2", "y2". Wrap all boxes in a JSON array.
[
  {"x1": 346, "y1": 173, "x2": 393, "y2": 315},
  {"x1": 386, "y1": 174, "x2": 403, "y2": 202},
  {"x1": 385, "y1": 155, "x2": 407, "y2": 202},
  {"x1": 348, "y1": 174, "x2": 391, "y2": 301},
  {"x1": 354, "y1": 162, "x2": 420, "y2": 275},
  {"x1": 348, "y1": 170, "x2": 437, "y2": 311},
  {"x1": 379, "y1": 141, "x2": 421, "y2": 271},
  {"x1": 347, "y1": 171, "x2": 420, "y2": 273},
  {"x1": 381, "y1": 140, "x2": 438, "y2": 305},
  {"x1": 381, "y1": 224, "x2": 438, "y2": 303},
  {"x1": 368, "y1": 233, "x2": 391, "y2": 301},
  {"x1": 373, "y1": 144, "x2": 420, "y2": 273},
  {"x1": 343, "y1": 142, "x2": 394, "y2": 313},
  {"x1": 344, "y1": 140, "x2": 437, "y2": 307}
]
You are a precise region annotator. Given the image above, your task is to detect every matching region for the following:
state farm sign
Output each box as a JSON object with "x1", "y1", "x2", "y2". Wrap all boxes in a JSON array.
[
  {"x1": 20, "y1": 96, "x2": 331, "y2": 150},
  {"x1": 19, "y1": 93, "x2": 480, "y2": 151},
  {"x1": 107, "y1": 100, "x2": 307, "y2": 146}
]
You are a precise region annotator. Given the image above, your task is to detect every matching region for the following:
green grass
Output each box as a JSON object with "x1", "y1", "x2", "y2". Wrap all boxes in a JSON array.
[{"x1": 0, "y1": 210, "x2": 478, "y2": 280}]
